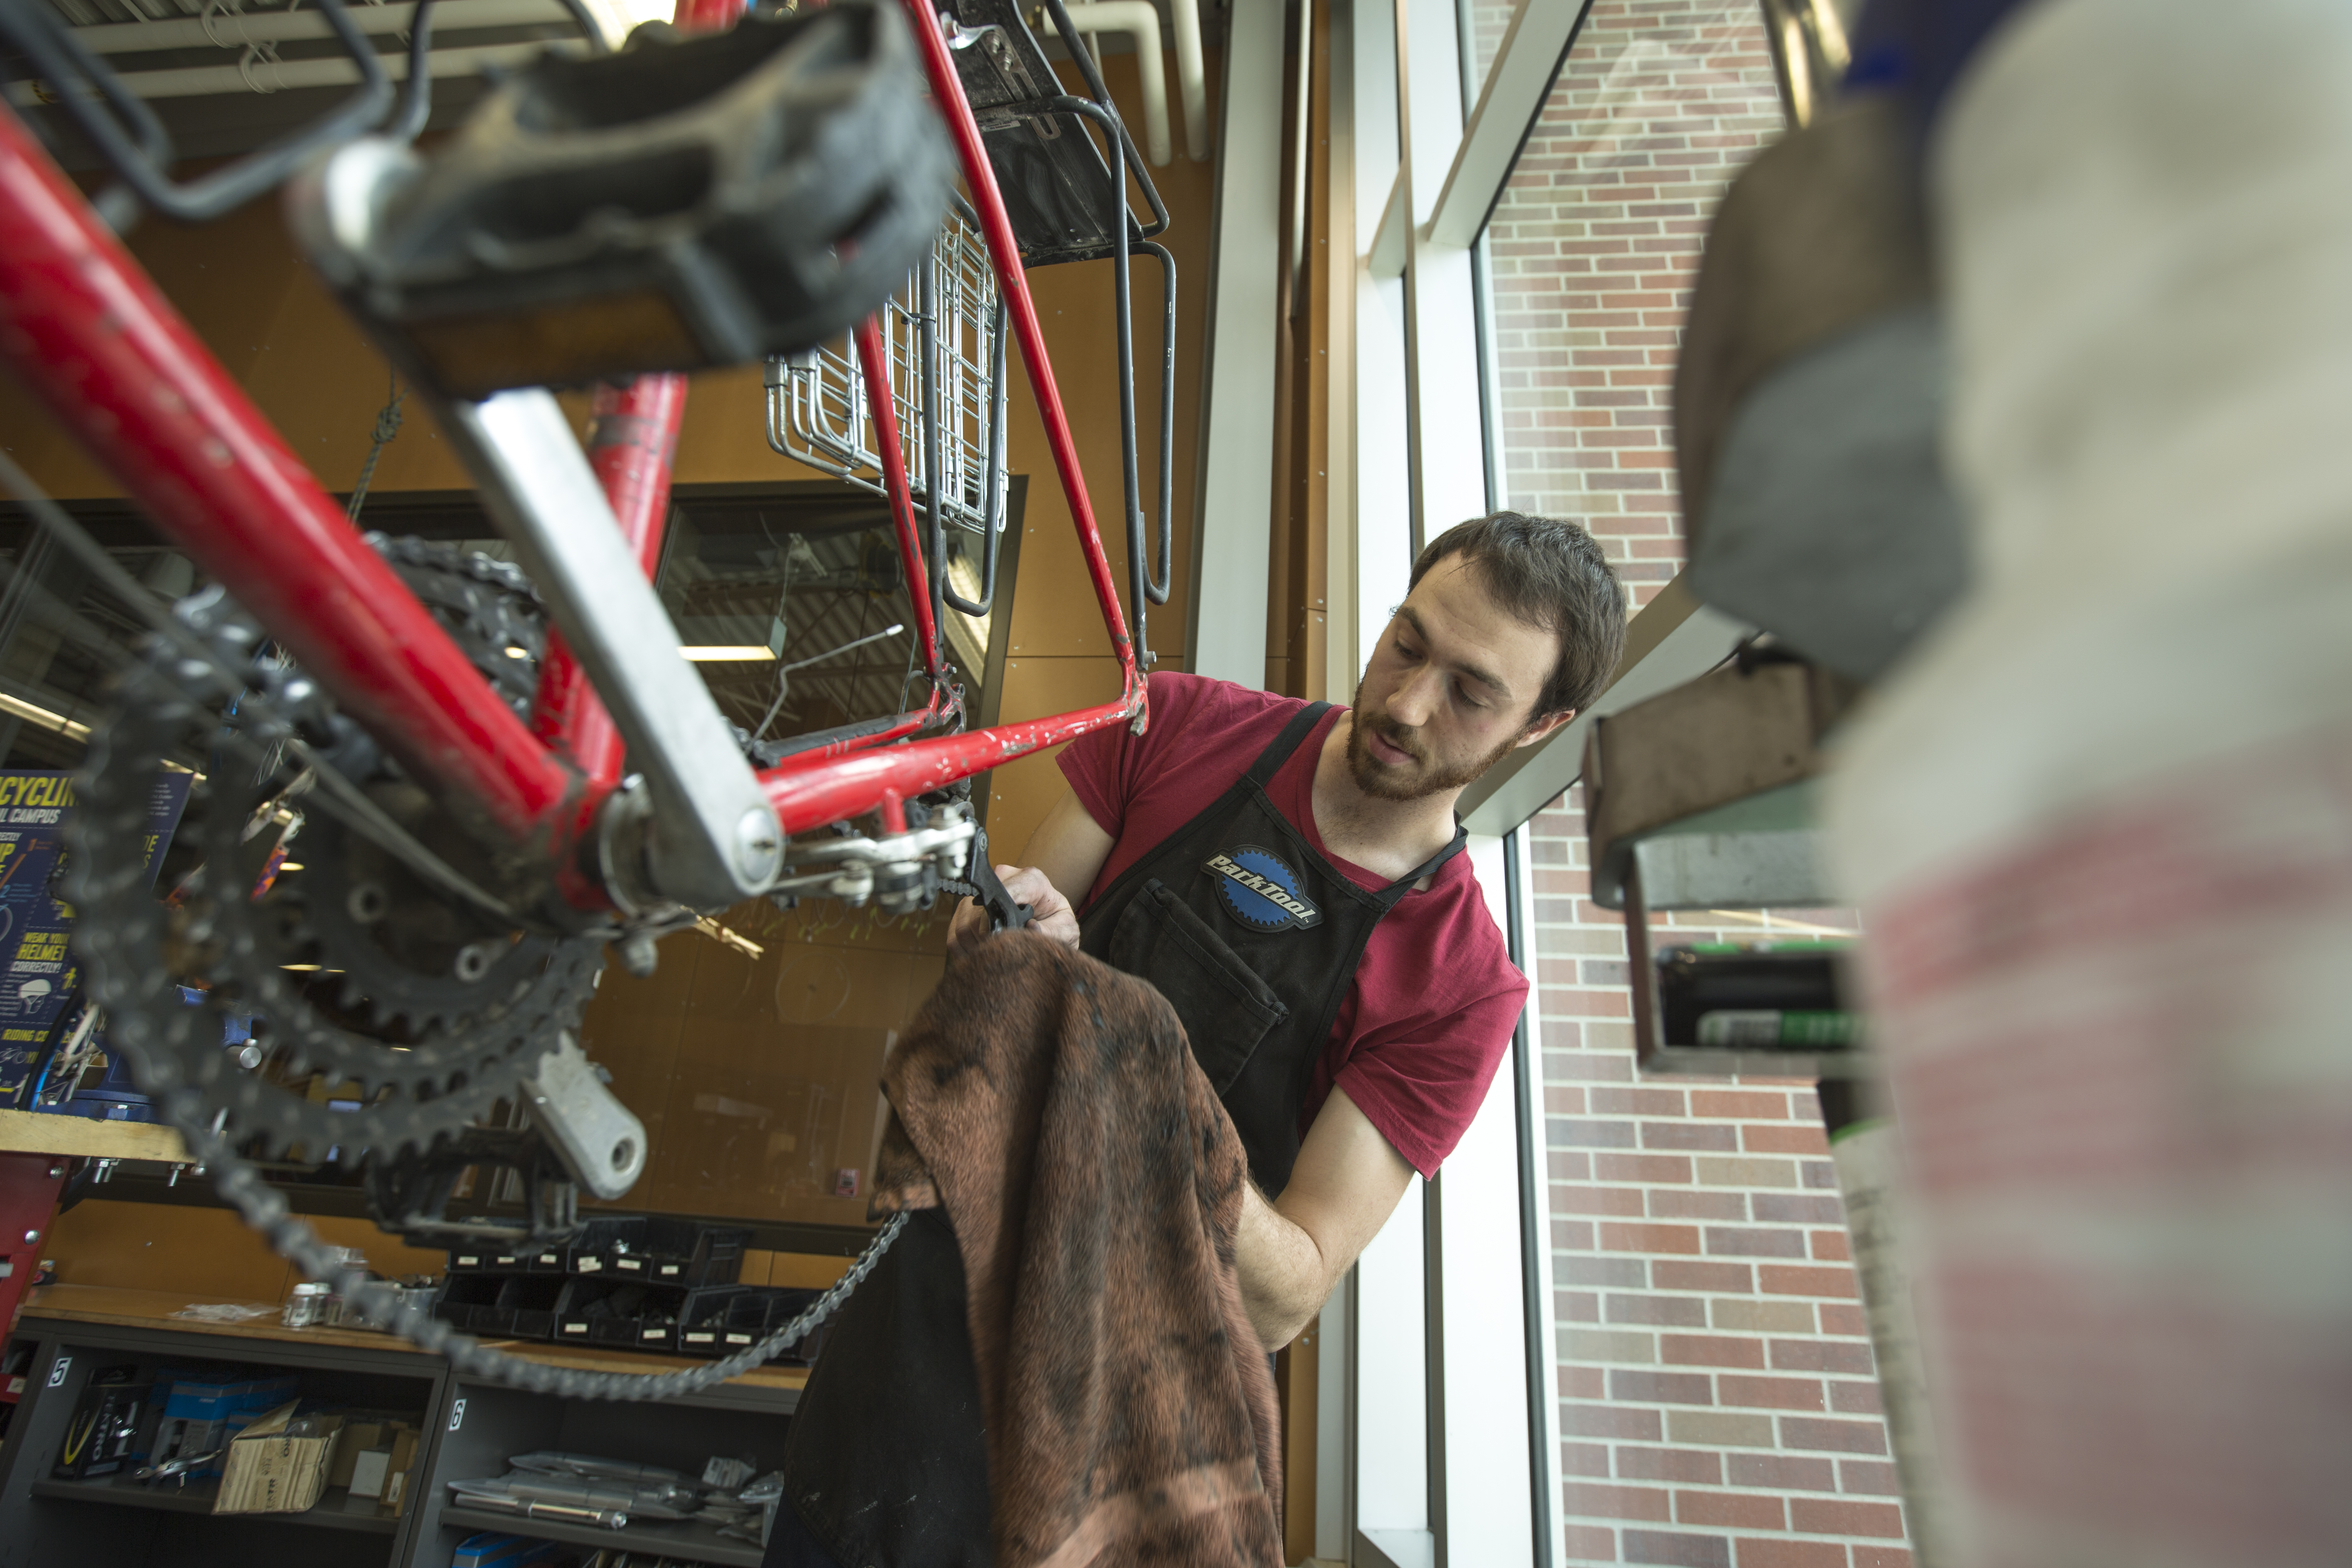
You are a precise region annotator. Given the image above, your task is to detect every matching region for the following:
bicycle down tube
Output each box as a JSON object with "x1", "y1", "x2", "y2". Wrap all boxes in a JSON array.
[{"x1": 0, "y1": 0, "x2": 1148, "y2": 916}]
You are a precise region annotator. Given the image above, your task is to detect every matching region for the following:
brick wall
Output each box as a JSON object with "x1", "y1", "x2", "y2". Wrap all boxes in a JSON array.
[{"x1": 1477, "y1": 3, "x2": 1914, "y2": 1564}]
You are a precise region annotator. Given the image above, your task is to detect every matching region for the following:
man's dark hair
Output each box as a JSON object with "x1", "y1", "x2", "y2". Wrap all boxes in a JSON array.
[{"x1": 1408, "y1": 511, "x2": 1627, "y2": 721}]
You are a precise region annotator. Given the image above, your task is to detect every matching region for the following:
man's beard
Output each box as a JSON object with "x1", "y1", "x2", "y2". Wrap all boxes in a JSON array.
[{"x1": 1345, "y1": 683, "x2": 1523, "y2": 802}]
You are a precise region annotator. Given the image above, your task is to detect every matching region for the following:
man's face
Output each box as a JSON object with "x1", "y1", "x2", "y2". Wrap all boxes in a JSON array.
[{"x1": 1347, "y1": 557, "x2": 1575, "y2": 802}]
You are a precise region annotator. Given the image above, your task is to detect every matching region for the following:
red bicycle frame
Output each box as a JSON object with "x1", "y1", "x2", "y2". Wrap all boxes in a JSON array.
[{"x1": 0, "y1": 0, "x2": 1145, "y2": 913}]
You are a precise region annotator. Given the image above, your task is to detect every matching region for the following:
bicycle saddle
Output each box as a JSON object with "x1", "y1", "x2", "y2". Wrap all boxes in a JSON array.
[{"x1": 290, "y1": 0, "x2": 956, "y2": 398}]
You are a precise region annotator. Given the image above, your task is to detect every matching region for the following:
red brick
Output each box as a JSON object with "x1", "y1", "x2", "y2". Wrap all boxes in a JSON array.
[
  {"x1": 1623, "y1": 1530, "x2": 1731, "y2": 1568},
  {"x1": 1641, "y1": 1121, "x2": 1741, "y2": 1152},
  {"x1": 1611, "y1": 1370, "x2": 1714, "y2": 1405},
  {"x1": 1726, "y1": 1452, "x2": 1837, "y2": 1492},
  {"x1": 1563, "y1": 1440, "x2": 1614, "y2": 1477},
  {"x1": 1597, "y1": 1152, "x2": 1696, "y2": 1184},
  {"x1": 1654, "y1": 1260, "x2": 1752, "y2": 1293},
  {"x1": 1704, "y1": 1226, "x2": 1808, "y2": 1258},
  {"x1": 1618, "y1": 1446, "x2": 1723, "y2": 1484},
  {"x1": 1781, "y1": 1417, "x2": 1890, "y2": 1456},
  {"x1": 1609, "y1": 1294, "x2": 1708, "y2": 1328},
  {"x1": 1817, "y1": 1303, "x2": 1868, "y2": 1337},
  {"x1": 1557, "y1": 1185, "x2": 1650, "y2": 1216},
  {"x1": 1564, "y1": 1481, "x2": 1673, "y2": 1523},
  {"x1": 1592, "y1": 1086, "x2": 1689, "y2": 1115},
  {"x1": 1688, "y1": 1089, "x2": 1789, "y2": 1120},
  {"x1": 1659, "y1": 1333, "x2": 1765, "y2": 1369},
  {"x1": 1851, "y1": 1548, "x2": 1915, "y2": 1568},
  {"x1": 1717, "y1": 1374, "x2": 1825, "y2": 1412},
  {"x1": 1789, "y1": 1497, "x2": 1906, "y2": 1539},
  {"x1": 1768, "y1": 1339, "x2": 1875, "y2": 1376},
  {"x1": 1760, "y1": 1265, "x2": 1858, "y2": 1299},
  {"x1": 1674, "y1": 1490, "x2": 1784, "y2": 1529},
  {"x1": 1742, "y1": 1123, "x2": 1830, "y2": 1154},
  {"x1": 1829, "y1": 1380, "x2": 1884, "y2": 1416},
  {"x1": 1564, "y1": 1524, "x2": 1622, "y2": 1561},
  {"x1": 1565, "y1": 1256, "x2": 1648, "y2": 1288},
  {"x1": 1564, "y1": 1402, "x2": 1660, "y2": 1440},
  {"x1": 1601, "y1": 1222, "x2": 1704, "y2": 1255},
  {"x1": 1840, "y1": 1459, "x2": 1902, "y2": 1495},
  {"x1": 1556, "y1": 1118, "x2": 1639, "y2": 1148},
  {"x1": 1810, "y1": 1226, "x2": 1851, "y2": 1262},
  {"x1": 1650, "y1": 1190, "x2": 1749, "y2": 1221},
  {"x1": 1731, "y1": 1542, "x2": 1846, "y2": 1568}
]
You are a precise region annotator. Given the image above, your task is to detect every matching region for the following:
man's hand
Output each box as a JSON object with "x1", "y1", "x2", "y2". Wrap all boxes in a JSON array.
[
  {"x1": 945, "y1": 790, "x2": 1114, "y2": 958},
  {"x1": 948, "y1": 866, "x2": 1080, "y2": 956}
]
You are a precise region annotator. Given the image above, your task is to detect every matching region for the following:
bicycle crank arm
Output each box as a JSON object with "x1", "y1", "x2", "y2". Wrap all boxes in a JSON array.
[{"x1": 436, "y1": 388, "x2": 782, "y2": 912}]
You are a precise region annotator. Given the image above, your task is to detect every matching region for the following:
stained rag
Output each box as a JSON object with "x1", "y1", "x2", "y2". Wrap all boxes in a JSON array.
[{"x1": 868, "y1": 931, "x2": 1283, "y2": 1568}]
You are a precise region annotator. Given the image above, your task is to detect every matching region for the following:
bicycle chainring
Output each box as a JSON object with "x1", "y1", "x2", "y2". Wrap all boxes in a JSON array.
[{"x1": 73, "y1": 554, "x2": 597, "y2": 1168}]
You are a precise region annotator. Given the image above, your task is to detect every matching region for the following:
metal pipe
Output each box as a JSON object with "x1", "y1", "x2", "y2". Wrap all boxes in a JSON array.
[
  {"x1": 1, "y1": 40, "x2": 587, "y2": 105},
  {"x1": 52, "y1": 0, "x2": 575, "y2": 55},
  {"x1": 1166, "y1": 0, "x2": 1208, "y2": 160},
  {"x1": 1038, "y1": 0, "x2": 1172, "y2": 165}
]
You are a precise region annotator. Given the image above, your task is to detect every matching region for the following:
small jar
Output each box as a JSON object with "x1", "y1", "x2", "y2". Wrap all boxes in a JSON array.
[{"x1": 282, "y1": 1281, "x2": 328, "y2": 1328}]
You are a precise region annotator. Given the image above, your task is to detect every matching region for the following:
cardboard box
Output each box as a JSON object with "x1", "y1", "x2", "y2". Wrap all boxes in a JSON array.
[
  {"x1": 326, "y1": 1421, "x2": 388, "y2": 1489},
  {"x1": 376, "y1": 1425, "x2": 423, "y2": 1517},
  {"x1": 213, "y1": 1403, "x2": 345, "y2": 1515},
  {"x1": 347, "y1": 1447, "x2": 393, "y2": 1499}
]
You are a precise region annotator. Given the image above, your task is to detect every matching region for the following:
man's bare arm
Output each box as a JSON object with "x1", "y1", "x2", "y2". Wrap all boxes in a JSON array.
[
  {"x1": 947, "y1": 785, "x2": 1116, "y2": 952},
  {"x1": 1235, "y1": 1085, "x2": 1416, "y2": 1350}
]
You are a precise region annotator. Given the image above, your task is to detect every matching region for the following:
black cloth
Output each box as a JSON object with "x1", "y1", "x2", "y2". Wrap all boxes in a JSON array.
[{"x1": 771, "y1": 704, "x2": 1461, "y2": 1568}]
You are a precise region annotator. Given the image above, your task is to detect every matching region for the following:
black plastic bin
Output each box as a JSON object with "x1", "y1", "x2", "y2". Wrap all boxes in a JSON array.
[
  {"x1": 564, "y1": 1216, "x2": 650, "y2": 1277},
  {"x1": 433, "y1": 1274, "x2": 506, "y2": 1332},
  {"x1": 444, "y1": 1244, "x2": 528, "y2": 1274},
  {"x1": 674, "y1": 1286, "x2": 750, "y2": 1357},
  {"x1": 717, "y1": 1287, "x2": 828, "y2": 1364},
  {"x1": 497, "y1": 1274, "x2": 572, "y2": 1340},
  {"x1": 638, "y1": 1218, "x2": 752, "y2": 1287}
]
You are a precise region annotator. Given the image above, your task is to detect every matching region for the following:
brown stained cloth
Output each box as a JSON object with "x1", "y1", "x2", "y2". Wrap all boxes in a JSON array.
[{"x1": 867, "y1": 931, "x2": 1283, "y2": 1568}]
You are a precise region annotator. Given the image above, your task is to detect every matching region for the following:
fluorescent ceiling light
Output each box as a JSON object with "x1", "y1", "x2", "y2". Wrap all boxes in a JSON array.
[{"x1": 680, "y1": 646, "x2": 778, "y2": 662}]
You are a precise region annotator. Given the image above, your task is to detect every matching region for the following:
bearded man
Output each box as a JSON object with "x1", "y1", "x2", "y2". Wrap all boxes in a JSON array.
[{"x1": 768, "y1": 512, "x2": 1627, "y2": 1568}]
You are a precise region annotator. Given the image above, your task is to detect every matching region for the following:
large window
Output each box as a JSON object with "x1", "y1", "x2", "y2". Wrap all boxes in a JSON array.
[
  {"x1": 1488, "y1": 7, "x2": 1904, "y2": 1566},
  {"x1": 1340, "y1": 1, "x2": 1912, "y2": 1563}
]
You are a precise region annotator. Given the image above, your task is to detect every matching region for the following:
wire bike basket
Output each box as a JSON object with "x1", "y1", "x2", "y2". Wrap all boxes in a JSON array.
[{"x1": 765, "y1": 197, "x2": 1011, "y2": 541}]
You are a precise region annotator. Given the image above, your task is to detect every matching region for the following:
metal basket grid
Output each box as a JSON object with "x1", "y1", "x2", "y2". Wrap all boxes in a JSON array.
[{"x1": 764, "y1": 206, "x2": 1008, "y2": 536}]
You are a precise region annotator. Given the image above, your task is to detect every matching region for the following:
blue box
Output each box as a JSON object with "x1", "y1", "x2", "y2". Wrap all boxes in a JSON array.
[{"x1": 451, "y1": 1532, "x2": 562, "y2": 1568}]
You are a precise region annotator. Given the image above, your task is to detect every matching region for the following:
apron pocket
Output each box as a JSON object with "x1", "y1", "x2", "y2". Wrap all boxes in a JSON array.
[{"x1": 1106, "y1": 879, "x2": 1290, "y2": 1094}]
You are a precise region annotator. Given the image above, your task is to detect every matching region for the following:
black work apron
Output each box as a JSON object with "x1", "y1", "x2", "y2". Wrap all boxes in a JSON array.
[{"x1": 771, "y1": 701, "x2": 1463, "y2": 1568}]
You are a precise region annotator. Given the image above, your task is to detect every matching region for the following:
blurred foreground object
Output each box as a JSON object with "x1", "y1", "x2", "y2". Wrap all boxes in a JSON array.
[{"x1": 1828, "y1": 1, "x2": 2352, "y2": 1565}]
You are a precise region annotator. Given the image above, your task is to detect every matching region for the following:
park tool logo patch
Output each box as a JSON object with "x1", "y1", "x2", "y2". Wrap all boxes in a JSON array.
[{"x1": 1206, "y1": 846, "x2": 1323, "y2": 932}]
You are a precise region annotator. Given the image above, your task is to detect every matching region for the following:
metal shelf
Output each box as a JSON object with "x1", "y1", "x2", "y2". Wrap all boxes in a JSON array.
[
  {"x1": 30, "y1": 1477, "x2": 401, "y2": 1534},
  {"x1": 438, "y1": 1503, "x2": 762, "y2": 1567}
]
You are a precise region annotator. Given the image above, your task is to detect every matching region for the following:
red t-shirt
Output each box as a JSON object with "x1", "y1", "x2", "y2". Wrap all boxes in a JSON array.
[{"x1": 1057, "y1": 672, "x2": 1526, "y2": 1178}]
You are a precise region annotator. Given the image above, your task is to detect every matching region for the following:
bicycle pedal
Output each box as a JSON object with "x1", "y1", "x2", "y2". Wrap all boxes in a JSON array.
[{"x1": 290, "y1": 1, "x2": 955, "y2": 399}]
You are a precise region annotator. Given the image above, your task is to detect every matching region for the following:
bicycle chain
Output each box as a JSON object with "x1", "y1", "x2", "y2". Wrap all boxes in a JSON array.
[{"x1": 71, "y1": 548, "x2": 905, "y2": 1397}]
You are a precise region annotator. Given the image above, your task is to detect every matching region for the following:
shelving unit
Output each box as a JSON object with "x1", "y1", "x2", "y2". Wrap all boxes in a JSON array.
[
  {"x1": 0, "y1": 1290, "x2": 808, "y2": 1568},
  {"x1": 31, "y1": 1475, "x2": 402, "y2": 1533},
  {"x1": 437, "y1": 1505, "x2": 764, "y2": 1566}
]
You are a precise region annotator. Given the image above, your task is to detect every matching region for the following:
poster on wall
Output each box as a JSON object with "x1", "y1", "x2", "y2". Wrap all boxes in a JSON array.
[{"x1": 0, "y1": 769, "x2": 192, "y2": 1109}]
